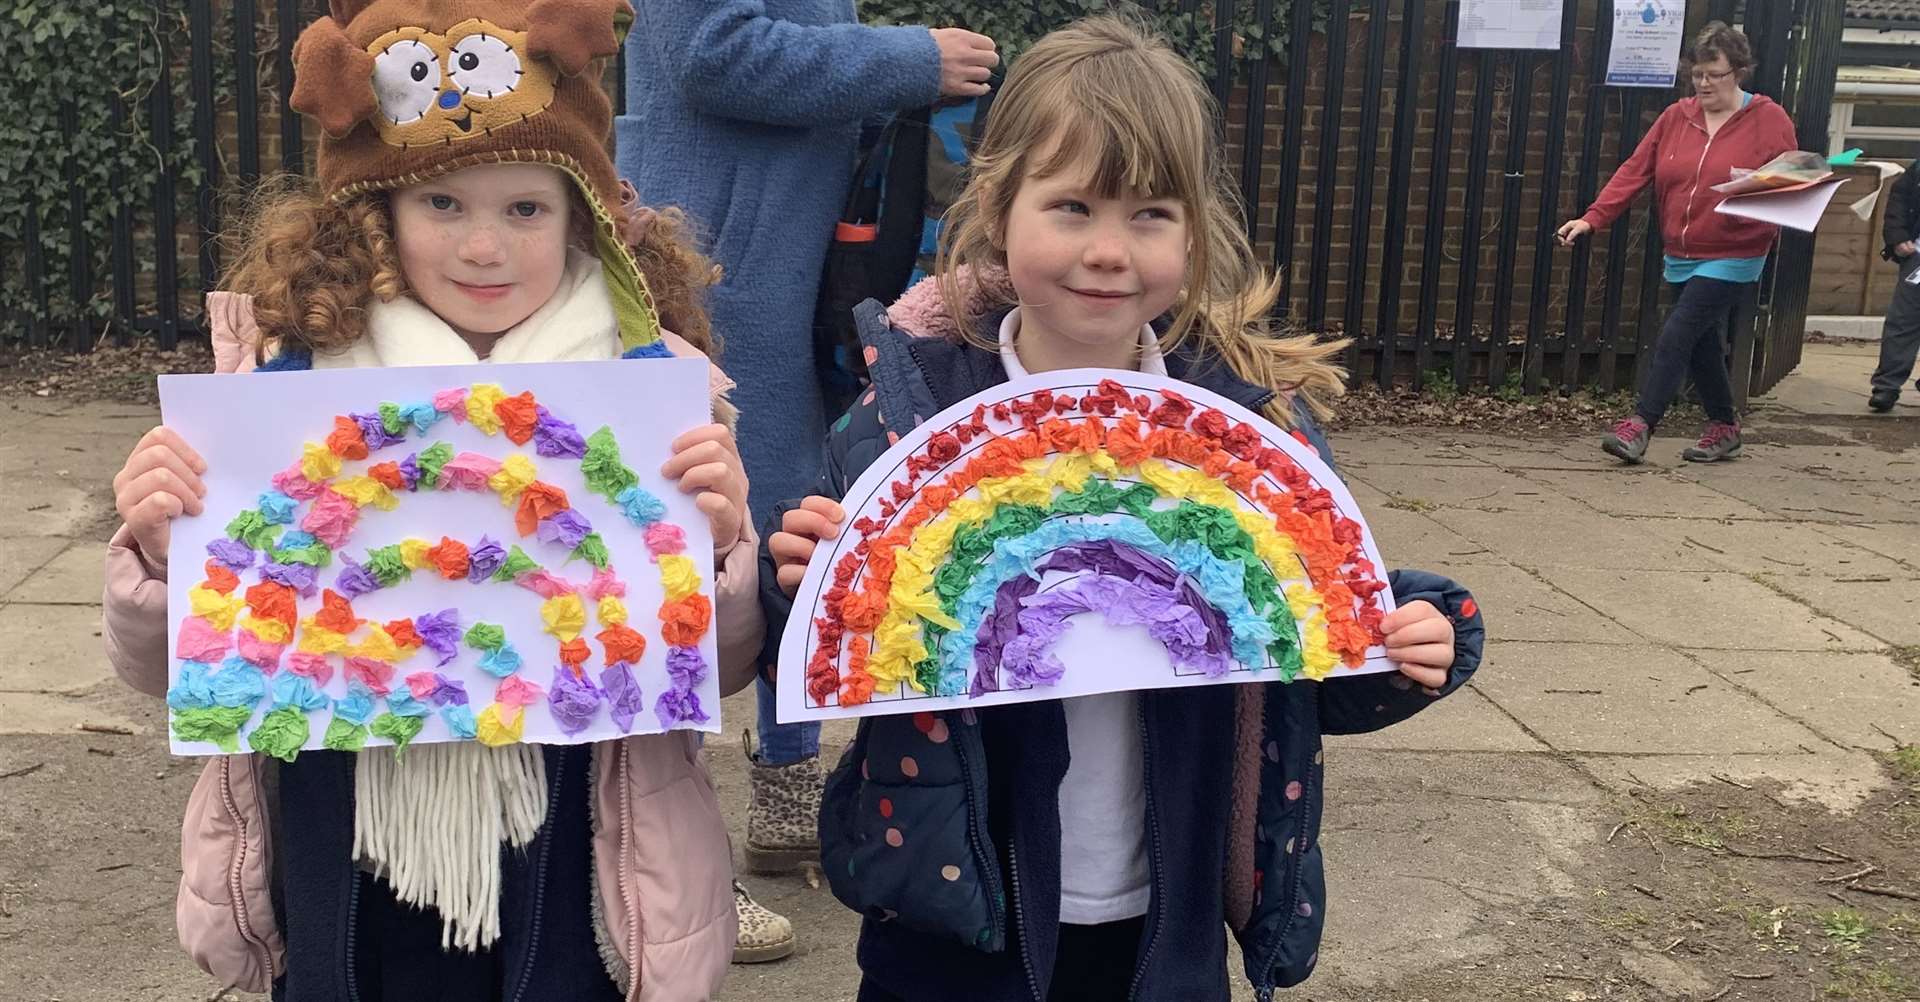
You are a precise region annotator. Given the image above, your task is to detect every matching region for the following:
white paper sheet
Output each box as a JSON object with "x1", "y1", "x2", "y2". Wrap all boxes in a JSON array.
[
  {"x1": 1713, "y1": 178, "x2": 1850, "y2": 233},
  {"x1": 1604, "y1": 0, "x2": 1685, "y2": 87},
  {"x1": 776, "y1": 369, "x2": 1399, "y2": 725},
  {"x1": 1460, "y1": 0, "x2": 1565, "y2": 50},
  {"x1": 159, "y1": 358, "x2": 718, "y2": 756}
]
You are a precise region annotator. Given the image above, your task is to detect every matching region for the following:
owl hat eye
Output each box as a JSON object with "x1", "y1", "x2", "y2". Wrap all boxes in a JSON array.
[
  {"x1": 448, "y1": 33, "x2": 524, "y2": 100},
  {"x1": 371, "y1": 37, "x2": 439, "y2": 124}
]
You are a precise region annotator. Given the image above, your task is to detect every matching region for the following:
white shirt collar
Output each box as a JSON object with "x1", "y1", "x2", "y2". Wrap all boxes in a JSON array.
[{"x1": 996, "y1": 307, "x2": 1168, "y2": 379}]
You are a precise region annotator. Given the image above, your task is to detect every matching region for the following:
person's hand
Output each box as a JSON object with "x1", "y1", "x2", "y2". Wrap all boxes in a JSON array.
[
  {"x1": 1896, "y1": 240, "x2": 1917, "y2": 259},
  {"x1": 769, "y1": 496, "x2": 844, "y2": 598},
  {"x1": 660, "y1": 424, "x2": 748, "y2": 554},
  {"x1": 113, "y1": 426, "x2": 208, "y2": 565},
  {"x1": 932, "y1": 27, "x2": 997, "y2": 99},
  {"x1": 1380, "y1": 600, "x2": 1455, "y2": 691},
  {"x1": 1556, "y1": 218, "x2": 1593, "y2": 246}
]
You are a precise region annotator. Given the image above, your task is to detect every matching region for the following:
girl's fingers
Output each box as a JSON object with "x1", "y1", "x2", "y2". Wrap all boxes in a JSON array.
[
  {"x1": 781, "y1": 506, "x2": 840, "y2": 541},
  {"x1": 796, "y1": 496, "x2": 845, "y2": 528},
  {"x1": 153, "y1": 427, "x2": 208, "y2": 473},
  {"x1": 768, "y1": 531, "x2": 819, "y2": 565},
  {"x1": 1383, "y1": 616, "x2": 1453, "y2": 648},
  {"x1": 141, "y1": 444, "x2": 208, "y2": 497},
  {"x1": 776, "y1": 562, "x2": 807, "y2": 598},
  {"x1": 132, "y1": 426, "x2": 208, "y2": 474},
  {"x1": 668, "y1": 424, "x2": 736, "y2": 455},
  {"x1": 120, "y1": 469, "x2": 205, "y2": 517},
  {"x1": 672, "y1": 460, "x2": 737, "y2": 497},
  {"x1": 1387, "y1": 643, "x2": 1455, "y2": 673},
  {"x1": 660, "y1": 439, "x2": 732, "y2": 480},
  {"x1": 116, "y1": 441, "x2": 208, "y2": 499},
  {"x1": 694, "y1": 492, "x2": 742, "y2": 546},
  {"x1": 129, "y1": 490, "x2": 187, "y2": 529},
  {"x1": 1378, "y1": 600, "x2": 1438, "y2": 634}
]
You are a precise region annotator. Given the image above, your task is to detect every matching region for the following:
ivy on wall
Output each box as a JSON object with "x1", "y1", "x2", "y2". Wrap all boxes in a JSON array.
[{"x1": 0, "y1": 1, "x2": 226, "y2": 334}]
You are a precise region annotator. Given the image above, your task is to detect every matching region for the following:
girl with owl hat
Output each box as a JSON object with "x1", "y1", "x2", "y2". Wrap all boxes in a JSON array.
[{"x1": 101, "y1": 1, "x2": 758, "y2": 998}]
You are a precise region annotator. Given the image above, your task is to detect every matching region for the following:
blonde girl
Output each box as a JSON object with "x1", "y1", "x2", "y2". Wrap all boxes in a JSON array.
[{"x1": 759, "y1": 15, "x2": 1485, "y2": 1001}]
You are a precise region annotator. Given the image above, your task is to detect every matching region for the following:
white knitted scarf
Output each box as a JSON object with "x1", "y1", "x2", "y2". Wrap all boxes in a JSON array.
[{"x1": 315, "y1": 249, "x2": 620, "y2": 951}]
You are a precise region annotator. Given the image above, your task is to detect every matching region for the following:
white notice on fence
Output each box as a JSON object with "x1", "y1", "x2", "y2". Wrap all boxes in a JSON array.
[
  {"x1": 1605, "y1": 0, "x2": 1685, "y2": 87},
  {"x1": 1459, "y1": 0, "x2": 1564, "y2": 50}
]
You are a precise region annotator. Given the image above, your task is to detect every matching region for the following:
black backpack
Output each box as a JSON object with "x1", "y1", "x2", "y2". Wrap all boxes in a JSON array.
[
  {"x1": 813, "y1": 107, "x2": 932, "y2": 414},
  {"x1": 813, "y1": 92, "x2": 997, "y2": 415}
]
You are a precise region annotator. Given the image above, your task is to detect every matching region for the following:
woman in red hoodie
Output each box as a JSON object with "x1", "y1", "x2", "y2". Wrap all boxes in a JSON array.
[{"x1": 1558, "y1": 21, "x2": 1797, "y2": 465}]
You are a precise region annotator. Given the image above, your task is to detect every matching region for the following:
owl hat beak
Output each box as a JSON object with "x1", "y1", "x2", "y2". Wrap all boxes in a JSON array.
[{"x1": 435, "y1": 89, "x2": 473, "y2": 132}]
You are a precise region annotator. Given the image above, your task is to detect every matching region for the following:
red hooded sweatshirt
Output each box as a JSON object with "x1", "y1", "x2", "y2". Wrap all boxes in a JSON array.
[{"x1": 1580, "y1": 93, "x2": 1799, "y2": 261}]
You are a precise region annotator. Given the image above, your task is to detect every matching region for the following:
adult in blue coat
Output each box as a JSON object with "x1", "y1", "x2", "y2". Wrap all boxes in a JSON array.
[{"x1": 615, "y1": 0, "x2": 997, "y2": 962}]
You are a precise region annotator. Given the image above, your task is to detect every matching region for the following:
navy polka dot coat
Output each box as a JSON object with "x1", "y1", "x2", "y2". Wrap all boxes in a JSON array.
[{"x1": 758, "y1": 301, "x2": 1485, "y2": 1001}]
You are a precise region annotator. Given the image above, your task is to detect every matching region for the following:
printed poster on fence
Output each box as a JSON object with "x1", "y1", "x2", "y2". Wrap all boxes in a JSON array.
[
  {"x1": 1606, "y1": 0, "x2": 1685, "y2": 88},
  {"x1": 1460, "y1": 0, "x2": 1564, "y2": 50},
  {"x1": 777, "y1": 369, "x2": 1399, "y2": 724},
  {"x1": 159, "y1": 359, "x2": 719, "y2": 759}
]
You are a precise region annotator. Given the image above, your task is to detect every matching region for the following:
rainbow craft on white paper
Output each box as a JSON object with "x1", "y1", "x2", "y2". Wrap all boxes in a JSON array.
[
  {"x1": 777, "y1": 369, "x2": 1399, "y2": 723},
  {"x1": 163, "y1": 365, "x2": 716, "y2": 759}
]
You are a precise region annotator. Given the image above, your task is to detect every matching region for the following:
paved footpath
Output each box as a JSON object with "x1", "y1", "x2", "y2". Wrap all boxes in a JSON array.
[{"x1": 1, "y1": 342, "x2": 1915, "y2": 1000}]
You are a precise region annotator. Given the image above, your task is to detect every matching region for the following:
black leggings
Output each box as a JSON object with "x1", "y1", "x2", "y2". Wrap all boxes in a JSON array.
[
  {"x1": 857, "y1": 915, "x2": 1146, "y2": 1002},
  {"x1": 1636, "y1": 276, "x2": 1746, "y2": 428}
]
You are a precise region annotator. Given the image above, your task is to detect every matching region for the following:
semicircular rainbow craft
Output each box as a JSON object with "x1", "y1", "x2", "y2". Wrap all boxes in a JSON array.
[
  {"x1": 159, "y1": 360, "x2": 718, "y2": 759},
  {"x1": 775, "y1": 369, "x2": 1398, "y2": 723}
]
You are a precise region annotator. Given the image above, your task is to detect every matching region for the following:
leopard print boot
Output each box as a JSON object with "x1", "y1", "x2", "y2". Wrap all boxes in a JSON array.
[
  {"x1": 731, "y1": 880, "x2": 796, "y2": 963},
  {"x1": 746, "y1": 744, "x2": 824, "y2": 874}
]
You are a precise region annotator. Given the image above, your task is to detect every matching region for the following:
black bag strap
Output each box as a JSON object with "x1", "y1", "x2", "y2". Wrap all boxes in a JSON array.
[{"x1": 842, "y1": 115, "x2": 909, "y2": 223}]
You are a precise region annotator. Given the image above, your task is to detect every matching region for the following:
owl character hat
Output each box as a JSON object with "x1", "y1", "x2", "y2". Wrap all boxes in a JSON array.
[{"x1": 290, "y1": 0, "x2": 664, "y2": 353}]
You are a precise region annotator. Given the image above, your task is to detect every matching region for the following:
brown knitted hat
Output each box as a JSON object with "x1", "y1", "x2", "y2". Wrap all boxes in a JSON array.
[{"x1": 289, "y1": 0, "x2": 662, "y2": 349}]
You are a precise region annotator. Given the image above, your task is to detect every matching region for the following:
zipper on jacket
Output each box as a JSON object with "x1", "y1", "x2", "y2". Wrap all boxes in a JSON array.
[
  {"x1": 619, "y1": 744, "x2": 643, "y2": 1002},
  {"x1": 216, "y1": 757, "x2": 279, "y2": 985},
  {"x1": 1679, "y1": 102, "x2": 1750, "y2": 258},
  {"x1": 344, "y1": 755, "x2": 364, "y2": 1002},
  {"x1": 1005, "y1": 842, "x2": 1044, "y2": 1001},
  {"x1": 952, "y1": 728, "x2": 1009, "y2": 953},
  {"x1": 1253, "y1": 757, "x2": 1320, "y2": 991},
  {"x1": 1679, "y1": 129, "x2": 1716, "y2": 259},
  {"x1": 344, "y1": 859, "x2": 363, "y2": 1002},
  {"x1": 508, "y1": 750, "x2": 566, "y2": 1002},
  {"x1": 1124, "y1": 702, "x2": 1166, "y2": 1002}
]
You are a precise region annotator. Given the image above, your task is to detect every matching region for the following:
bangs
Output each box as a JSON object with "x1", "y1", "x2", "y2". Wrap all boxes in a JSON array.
[{"x1": 1020, "y1": 70, "x2": 1206, "y2": 204}]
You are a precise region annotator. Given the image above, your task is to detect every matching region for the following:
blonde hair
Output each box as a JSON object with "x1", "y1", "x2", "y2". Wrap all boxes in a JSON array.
[
  {"x1": 220, "y1": 172, "x2": 719, "y2": 360},
  {"x1": 935, "y1": 14, "x2": 1346, "y2": 425}
]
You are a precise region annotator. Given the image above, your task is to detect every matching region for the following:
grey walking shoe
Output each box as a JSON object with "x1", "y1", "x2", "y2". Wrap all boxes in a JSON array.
[
  {"x1": 744, "y1": 732, "x2": 823, "y2": 874},
  {"x1": 731, "y1": 881, "x2": 796, "y2": 963},
  {"x1": 1681, "y1": 421, "x2": 1743, "y2": 462},
  {"x1": 1869, "y1": 389, "x2": 1897, "y2": 413},
  {"x1": 1601, "y1": 415, "x2": 1650, "y2": 464}
]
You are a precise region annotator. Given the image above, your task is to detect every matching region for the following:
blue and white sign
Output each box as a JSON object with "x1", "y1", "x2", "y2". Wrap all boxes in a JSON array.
[{"x1": 1606, "y1": 0, "x2": 1685, "y2": 88}]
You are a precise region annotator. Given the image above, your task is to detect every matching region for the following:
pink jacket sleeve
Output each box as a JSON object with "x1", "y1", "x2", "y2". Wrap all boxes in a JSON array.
[{"x1": 103, "y1": 525, "x2": 172, "y2": 698}]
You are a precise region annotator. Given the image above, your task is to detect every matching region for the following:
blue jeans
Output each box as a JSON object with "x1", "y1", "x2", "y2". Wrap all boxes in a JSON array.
[{"x1": 755, "y1": 675, "x2": 819, "y2": 766}]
